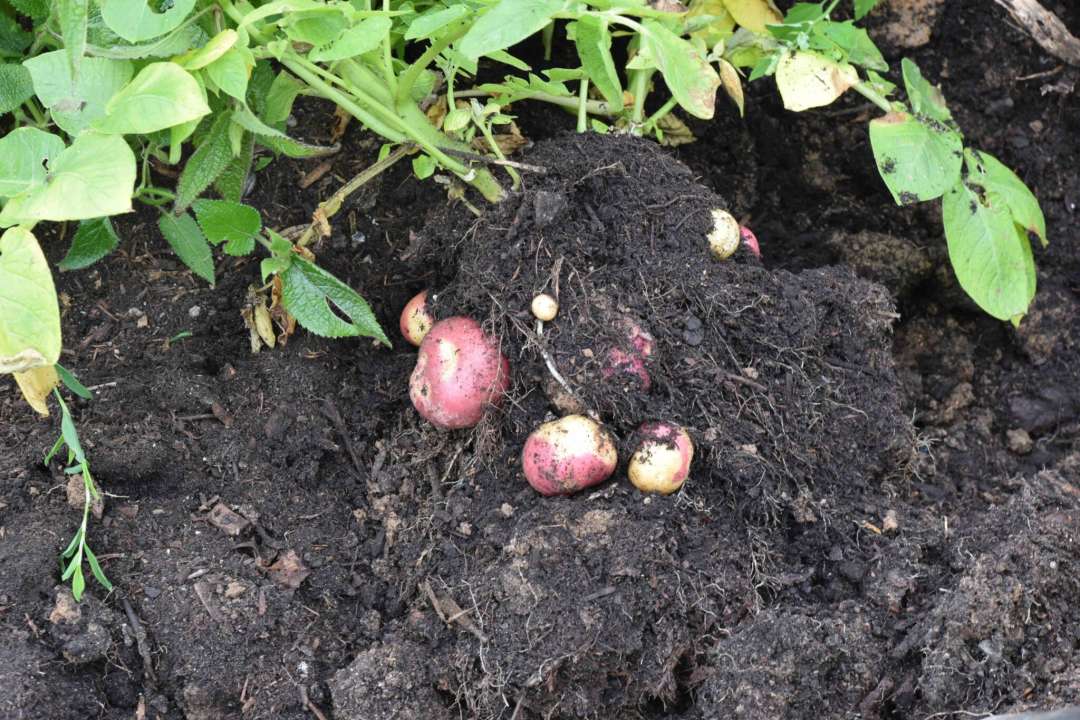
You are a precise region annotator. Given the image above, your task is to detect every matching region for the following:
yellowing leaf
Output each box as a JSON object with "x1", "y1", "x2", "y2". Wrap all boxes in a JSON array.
[
  {"x1": 0, "y1": 348, "x2": 49, "y2": 374},
  {"x1": 14, "y1": 364, "x2": 58, "y2": 416},
  {"x1": 718, "y1": 58, "x2": 744, "y2": 115},
  {"x1": 688, "y1": 0, "x2": 736, "y2": 47},
  {"x1": 0, "y1": 227, "x2": 61, "y2": 368},
  {"x1": 721, "y1": 0, "x2": 782, "y2": 34},
  {"x1": 775, "y1": 51, "x2": 858, "y2": 112}
]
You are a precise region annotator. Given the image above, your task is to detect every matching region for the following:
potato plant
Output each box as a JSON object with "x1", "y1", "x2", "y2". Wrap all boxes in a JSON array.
[{"x1": 0, "y1": 0, "x2": 1048, "y2": 597}]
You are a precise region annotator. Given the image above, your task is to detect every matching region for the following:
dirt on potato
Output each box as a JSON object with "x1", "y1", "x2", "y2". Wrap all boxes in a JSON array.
[{"x1": 1, "y1": 1, "x2": 1079, "y2": 719}]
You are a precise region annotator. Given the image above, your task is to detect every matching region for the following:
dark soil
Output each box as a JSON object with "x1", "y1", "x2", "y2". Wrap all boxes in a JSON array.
[{"x1": 2, "y1": 2, "x2": 1078, "y2": 719}]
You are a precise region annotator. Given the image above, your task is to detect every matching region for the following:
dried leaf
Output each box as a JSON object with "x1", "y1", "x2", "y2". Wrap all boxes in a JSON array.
[
  {"x1": 657, "y1": 112, "x2": 696, "y2": 146},
  {"x1": 718, "y1": 58, "x2": 745, "y2": 115},
  {"x1": 253, "y1": 302, "x2": 276, "y2": 349},
  {"x1": 267, "y1": 549, "x2": 310, "y2": 589},
  {"x1": 14, "y1": 364, "x2": 59, "y2": 416}
]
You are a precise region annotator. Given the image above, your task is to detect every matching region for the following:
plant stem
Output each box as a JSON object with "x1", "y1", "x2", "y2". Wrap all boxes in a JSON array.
[
  {"x1": 456, "y1": 89, "x2": 617, "y2": 116},
  {"x1": 396, "y1": 21, "x2": 469, "y2": 107},
  {"x1": 576, "y1": 79, "x2": 589, "y2": 133},
  {"x1": 628, "y1": 68, "x2": 654, "y2": 128},
  {"x1": 642, "y1": 96, "x2": 678, "y2": 132},
  {"x1": 23, "y1": 98, "x2": 47, "y2": 126},
  {"x1": 852, "y1": 80, "x2": 893, "y2": 113},
  {"x1": 380, "y1": 0, "x2": 398, "y2": 97}
]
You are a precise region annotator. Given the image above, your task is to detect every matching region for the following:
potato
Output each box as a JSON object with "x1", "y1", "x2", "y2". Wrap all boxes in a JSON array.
[
  {"x1": 409, "y1": 317, "x2": 510, "y2": 429},
  {"x1": 400, "y1": 290, "x2": 435, "y2": 347},
  {"x1": 522, "y1": 415, "x2": 618, "y2": 496},
  {"x1": 531, "y1": 293, "x2": 559, "y2": 321},
  {"x1": 740, "y1": 225, "x2": 761, "y2": 258},
  {"x1": 627, "y1": 422, "x2": 694, "y2": 495}
]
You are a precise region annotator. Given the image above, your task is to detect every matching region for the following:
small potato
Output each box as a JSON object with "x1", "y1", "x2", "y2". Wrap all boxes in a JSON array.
[
  {"x1": 531, "y1": 293, "x2": 559, "y2": 321},
  {"x1": 708, "y1": 209, "x2": 740, "y2": 260},
  {"x1": 522, "y1": 415, "x2": 618, "y2": 496},
  {"x1": 409, "y1": 317, "x2": 510, "y2": 429},
  {"x1": 627, "y1": 422, "x2": 694, "y2": 495},
  {"x1": 400, "y1": 290, "x2": 434, "y2": 347},
  {"x1": 740, "y1": 225, "x2": 761, "y2": 258}
]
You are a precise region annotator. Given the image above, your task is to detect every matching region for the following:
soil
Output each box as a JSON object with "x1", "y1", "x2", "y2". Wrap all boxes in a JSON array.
[{"x1": 2, "y1": 2, "x2": 1078, "y2": 719}]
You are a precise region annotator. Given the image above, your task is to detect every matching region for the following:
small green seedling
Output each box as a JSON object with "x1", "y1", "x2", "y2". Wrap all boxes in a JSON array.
[{"x1": 46, "y1": 371, "x2": 112, "y2": 601}]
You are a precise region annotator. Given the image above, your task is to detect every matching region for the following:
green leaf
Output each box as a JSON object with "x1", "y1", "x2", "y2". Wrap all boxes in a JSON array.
[
  {"x1": 901, "y1": 58, "x2": 952, "y2": 125},
  {"x1": 284, "y1": 8, "x2": 348, "y2": 46},
  {"x1": 0, "y1": 12, "x2": 32, "y2": 59},
  {"x1": 192, "y1": 199, "x2": 261, "y2": 256},
  {"x1": 964, "y1": 149, "x2": 1047, "y2": 246},
  {"x1": 175, "y1": 113, "x2": 234, "y2": 213},
  {"x1": 58, "y1": 218, "x2": 120, "y2": 271},
  {"x1": 70, "y1": 563, "x2": 86, "y2": 600},
  {"x1": 232, "y1": 105, "x2": 339, "y2": 159},
  {"x1": 178, "y1": 29, "x2": 237, "y2": 70},
  {"x1": 854, "y1": 0, "x2": 881, "y2": 21},
  {"x1": 55, "y1": 364, "x2": 92, "y2": 399},
  {"x1": 0, "y1": 63, "x2": 33, "y2": 116},
  {"x1": 260, "y1": 229, "x2": 293, "y2": 282},
  {"x1": 0, "y1": 127, "x2": 65, "y2": 198},
  {"x1": 0, "y1": 134, "x2": 136, "y2": 225},
  {"x1": 214, "y1": 131, "x2": 255, "y2": 202},
  {"x1": 281, "y1": 257, "x2": 389, "y2": 345},
  {"x1": 84, "y1": 545, "x2": 113, "y2": 591},
  {"x1": 0, "y1": 227, "x2": 62, "y2": 369},
  {"x1": 100, "y1": 0, "x2": 197, "y2": 42},
  {"x1": 158, "y1": 212, "x2": 214, "y2": 286},
  {"x1": 405, "y1": 5, "x2": 470, "y2": 40},
  {"x1": 23, "y1": 51, "x2": 134, "y2": 135},
  {"x1": 7, "y1": 0, "x2": 47, "y2": 21},
  {"x1": 96, "y1": 62, "x2": 209, "y2": 135},
  {"x1": 412, "y1": 154, "x2": 436, "y2": 179},
  {"x1": 459, "y1": 0, "x2": 563, "y2": 61},
  {"x1": 943, "y1": 181, "x2": 1036, "y2": 322},
  {"x1": 309, "y1": 16, "x2": 392, "y2": 63},
  {"x1": 641, "y1": 20, "x2": 720, "y2": 119},
  {"x1": 869, "y1": 110, "x2": 963, "y2": 205},
  {"x1": 264, "y1": 70, "x2": 304, "y2": 125},
  {"x1": 573, "y1": 16, "x2": 622, "y2": 106},
  {"x1": 58, "y1": 0, "x2": 89, "y2": 77},
  {"x1": 814, "y1": 21, "x2": 887, "y2": 71},
  {"x1": 205, "y1": 46, "x2": 252, "y2": 101}
]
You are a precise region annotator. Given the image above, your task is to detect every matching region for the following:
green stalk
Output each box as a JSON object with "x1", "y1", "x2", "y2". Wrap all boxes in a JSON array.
[
  {"x1": 642, "y1": 96, "x2": 677, "y2": 132},
  {"x1": 282, "y1": 55, "x2": 408, "y2": 143},
  {"x1": 380, "y1": 0, "x2": 398, "y2": 96},
  {"x1": 576, "y1": 79, "x2": 589, "y2": 133},
  {"x1": 396, "y1": 21, "x2": 469, "y2": 106},
  {"x1": 852, "y1": 80, "x2": 894, "y2": 114},
  {"x1": 628, "y1": 68, "x2": 654, "y2": 127}
]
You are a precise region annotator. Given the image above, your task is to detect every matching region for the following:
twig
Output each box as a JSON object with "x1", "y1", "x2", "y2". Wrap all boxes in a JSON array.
[
  {"x1": 993, "y1": 0, "x2": 1080, "y2": 66},
  {"x1": 298, "y1": 685, "x2": 330, "y2": 720},
  {"x1": 122, "y1": 597, "x2": 157, "y2": 684},
  {"x1": 439, "y1": 147, "x2": 548, "y2": 174}
]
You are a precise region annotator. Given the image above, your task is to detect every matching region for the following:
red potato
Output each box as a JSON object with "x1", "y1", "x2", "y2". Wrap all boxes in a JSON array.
[
  {"x1": 627, "y1": 422, "x2": 694, "y2": 495},
  {"x1": 740, "y1": 226, "x2": 761, "y2": 258},
  {"x1": 602, "y1": 348, "x2": 651, "y2": 390},
  {"x1": 409, "y1": 317, "x2": 510, "y2": 429},
  {"x1": 601, "y1": 319, "x2": 654, "y2": 390},
  {"x1": 522, "y1": 415, "x2": 618, "y2": 496},
  {"x1": 400, "y1": 290, "x2": 435, "y2": 347}
]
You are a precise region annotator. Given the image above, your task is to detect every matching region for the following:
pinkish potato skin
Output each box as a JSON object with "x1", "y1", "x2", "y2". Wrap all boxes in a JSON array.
[
  {"x1": 400, "y1": 290, "x2": 434, "y2": 347},
  {"x1": 409, "y1": 317, "x2": 510, "y2": 429},
  {"x1": 602, "y1": 348, "x2": 651, "y2": 390},
  {"x1": 628, "y1": 422, "x2": 694, "y2": 495},
  {"x1": 601, "y1": 320, "x2": 654, "y2": 390},
  {"x1": 740, "y1": 226, "x2": 761, "y2": 258},
  {"x1": 522, "y1": 415, "x2": 618, "y2": 496}
]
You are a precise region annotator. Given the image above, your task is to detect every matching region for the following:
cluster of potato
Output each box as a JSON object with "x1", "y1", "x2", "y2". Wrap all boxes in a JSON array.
[{"x1": 401, "y1": 291, "x2": 693, "y2": 497}]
